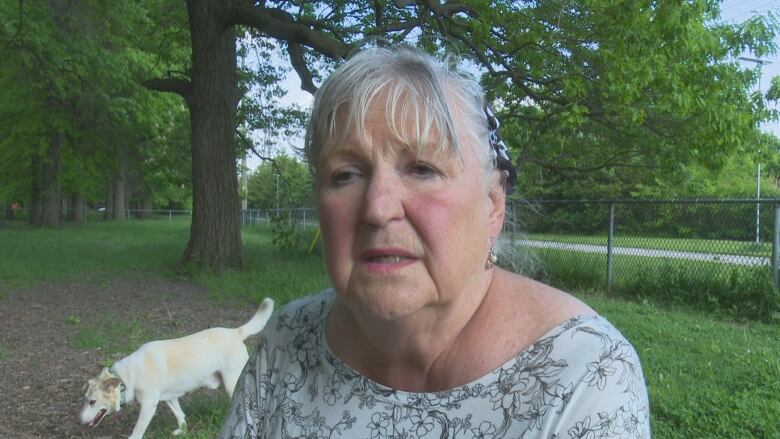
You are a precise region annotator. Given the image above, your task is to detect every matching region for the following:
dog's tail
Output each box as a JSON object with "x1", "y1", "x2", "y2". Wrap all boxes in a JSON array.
[{"x1": 238, "y1": 298, "x2": 275, "y2": 340}]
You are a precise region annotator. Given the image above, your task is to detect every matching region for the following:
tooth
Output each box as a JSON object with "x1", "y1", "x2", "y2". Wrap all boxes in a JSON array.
[{"x1": 371, "y1": 256, "x2": 403, "y2": 263}]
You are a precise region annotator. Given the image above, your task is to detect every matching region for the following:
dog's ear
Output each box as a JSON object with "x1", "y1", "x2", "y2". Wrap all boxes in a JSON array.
[
  {"x1": 98, "y1": 367, "x2": 112, "y2": 379},
  {"x1": 101, "y1": 377, "x2": 122, "y2": 393}
]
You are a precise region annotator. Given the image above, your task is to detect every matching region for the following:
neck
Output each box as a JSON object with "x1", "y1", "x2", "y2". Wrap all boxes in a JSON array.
[
  {"x1": 328, "y1": 271, "x2": 498, "y2": 392},
  {"x1": 107, "y1": 366, "x2": 128, "y2": 408}
]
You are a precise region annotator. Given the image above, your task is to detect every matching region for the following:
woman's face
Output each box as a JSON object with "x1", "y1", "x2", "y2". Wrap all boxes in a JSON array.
[{"x1": 316, "y1": 98, "x2": 505, "y2": 322}]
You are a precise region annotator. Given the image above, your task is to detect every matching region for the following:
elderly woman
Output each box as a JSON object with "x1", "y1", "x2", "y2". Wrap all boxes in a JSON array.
[{"x1": 220, "y1": 46, "x2": 650, "y2": 438}]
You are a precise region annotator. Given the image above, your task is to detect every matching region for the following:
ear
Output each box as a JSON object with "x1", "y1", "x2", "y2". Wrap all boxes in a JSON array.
[
  {"x1": 101, "y1": 377, "x2": 122, "y2": 393},
  {"x1": 487, "y1": 170, "x2": 506, "y2": 237},
  {"x1": 98, "y1": 367, "x2": 112, "y2": 379}
]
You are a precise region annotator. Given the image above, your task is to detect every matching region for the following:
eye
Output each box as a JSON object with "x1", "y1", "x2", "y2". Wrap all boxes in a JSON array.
[
  {"x1": 331, "y1": 168, "x2": 361, "y2": 186},
  {"x1": 89, "y1": 400, "x2": 96, "y2": 406},
  {"x1": 409, "y1": 162, "x2": 438, "y2": 178}
]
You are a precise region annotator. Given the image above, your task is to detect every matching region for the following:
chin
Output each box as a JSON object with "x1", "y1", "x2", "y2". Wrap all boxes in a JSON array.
[{"x1": 344, "y1": 282, "x2": 432, "y2": 322}]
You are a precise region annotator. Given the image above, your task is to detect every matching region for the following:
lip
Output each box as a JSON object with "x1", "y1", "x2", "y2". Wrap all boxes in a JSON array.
[
  {"x1": 359, "y1": 248, "x2": 418, "y2": 273},
  {"x1": 85, "y1": 409, "x2": 107, "y2": 429}
]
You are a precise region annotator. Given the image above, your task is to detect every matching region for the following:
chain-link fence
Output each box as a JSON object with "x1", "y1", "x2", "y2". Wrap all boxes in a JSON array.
[
  {"x1": 240, "y1": 208, "x2": 318, "y2": 231},
  {"x1": 7, "y1": 199, "x2": 777, "y2": 314},
  {"x1": 2, "y1": 207, "x2": 192, "y2": 224},
  {"x1": 503, "y1": 199, "x2": 779, "y2": 319}
]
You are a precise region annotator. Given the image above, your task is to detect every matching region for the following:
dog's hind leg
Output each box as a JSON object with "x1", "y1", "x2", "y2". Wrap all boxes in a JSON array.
[
  {"x1": 222, "y1": 350, "x2": 249, "y2": 398},
  {"x1": 164, "y1": 399, "x2": 187, "y2": 436},
  {"x1": 128, "y1": 400, "x2": 158, "y2": 439},
  {"x1": 221, "y1": 364, "x2": 246, "y2": 399}
]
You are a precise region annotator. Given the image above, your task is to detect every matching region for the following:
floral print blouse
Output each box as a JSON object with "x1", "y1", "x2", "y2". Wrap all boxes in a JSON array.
[{"x1": 219, "y1": 289, "x2": 651, "y2": 438}]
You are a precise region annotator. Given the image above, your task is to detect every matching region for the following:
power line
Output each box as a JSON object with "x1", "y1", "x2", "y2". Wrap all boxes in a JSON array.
[
  {"x1": 724, "y1": 0, "x2": 780, "y2": 21},
  {"x1": 722, "y1": 0, "x2": 759, "y2": 13}
]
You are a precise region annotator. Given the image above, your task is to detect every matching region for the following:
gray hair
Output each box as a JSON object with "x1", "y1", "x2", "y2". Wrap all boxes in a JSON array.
[{"x1": 304, "y1": 45, "x2": 495, "y2": 180}]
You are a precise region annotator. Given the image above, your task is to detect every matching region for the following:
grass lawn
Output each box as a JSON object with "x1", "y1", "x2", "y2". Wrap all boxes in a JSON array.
[
  {"x1": 587, "y1": 295, "x2": 780, "y2": 437},
  {"x1": 0, "y1": 220, "x2": 778, "y2": 437}
]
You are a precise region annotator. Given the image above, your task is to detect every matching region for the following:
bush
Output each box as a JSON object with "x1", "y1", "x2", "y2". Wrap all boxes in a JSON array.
[{"x1": 270, "y1": 214, "x2": 302, "y2": 252}]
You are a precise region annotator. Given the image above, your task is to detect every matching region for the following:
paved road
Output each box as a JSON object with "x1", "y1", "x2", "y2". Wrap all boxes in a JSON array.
[{"x1": 513, "y1": 239, "x2": 770, "y2": 267}]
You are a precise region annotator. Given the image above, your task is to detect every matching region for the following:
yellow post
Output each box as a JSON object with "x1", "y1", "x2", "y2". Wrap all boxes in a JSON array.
[{"x1": 307, "y1": 228, "x2": 321, "y2": 254}]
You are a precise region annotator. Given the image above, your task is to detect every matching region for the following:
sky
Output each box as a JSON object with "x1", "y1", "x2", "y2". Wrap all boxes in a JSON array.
[
  {"x1": 246, "y1": 0, "x2": 780, "y2": 171},
  {"x1": 724, "y1": 0, "x2": 780, "y2": 135}
]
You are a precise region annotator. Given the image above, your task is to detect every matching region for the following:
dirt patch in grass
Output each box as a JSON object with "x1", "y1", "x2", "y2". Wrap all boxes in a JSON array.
[{"x1": 0, "y1": 275, "x2": 260, "y2": 438}]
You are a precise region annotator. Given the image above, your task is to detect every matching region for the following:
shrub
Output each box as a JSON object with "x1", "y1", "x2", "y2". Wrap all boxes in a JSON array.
[{"x1": 270, "y1": 214, "x2": 301, "y2": 252}]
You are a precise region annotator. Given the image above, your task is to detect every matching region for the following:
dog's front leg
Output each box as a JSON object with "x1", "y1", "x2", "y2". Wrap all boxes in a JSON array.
[{"x1": 128, "y1": 399, "x2": 158, "y2": 439}]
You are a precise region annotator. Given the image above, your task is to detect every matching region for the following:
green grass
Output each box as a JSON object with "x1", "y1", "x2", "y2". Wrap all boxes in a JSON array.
[
  {"x1": 524, "y1": 232, "x2": 772, "y2": 257},
  {"x1": 133, "y1": 393, "x2": 229, "y2": 439},
  {"x1": 194, "y1": 224, "x2": 330, "y2": 307},
  {"x1": 1, "y1": 220, "x2": 779, "y2": 437},
  {"x1": 588, "y1": 296, "x2": 780, "y2": 437},
  {"x1": 0, "y1": 220, "x2": 188, "y2": 290},
  {"x1": 70, "y1": 313, "x2": 166, "y2": 366}
]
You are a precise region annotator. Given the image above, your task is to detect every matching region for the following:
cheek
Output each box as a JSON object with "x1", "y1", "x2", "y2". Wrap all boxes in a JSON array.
[
  {"x1": 408, "y1": 191, "x2": 488, "y2": 260},
  {"x1": 317, "y1": 194, "x2": 357, "y2": 271}
]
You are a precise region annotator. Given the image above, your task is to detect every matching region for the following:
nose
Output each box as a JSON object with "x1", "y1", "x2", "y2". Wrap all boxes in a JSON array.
[{"x1": 362, "y1": 169, "x2": 404, "y2": 226}]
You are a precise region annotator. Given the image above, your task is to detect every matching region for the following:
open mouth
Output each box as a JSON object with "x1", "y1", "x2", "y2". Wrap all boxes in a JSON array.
[
  {"x1": 85, "y1": 409, "x2": 107, "y2": 429},
  {"x1": 366, "y1": 255, "x2": 411, "y2": 263}
]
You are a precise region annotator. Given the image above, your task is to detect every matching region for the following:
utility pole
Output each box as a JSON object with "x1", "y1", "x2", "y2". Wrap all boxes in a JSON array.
[
  {"x1": 739, "y1": 56, "x2": 772, "y2": 243},
  {"x1": 274, "y1": 173, "x2": 280, "y2": 210},
  {"x1": 241, "y1": 156, "x2": 248, "y2": 211}
]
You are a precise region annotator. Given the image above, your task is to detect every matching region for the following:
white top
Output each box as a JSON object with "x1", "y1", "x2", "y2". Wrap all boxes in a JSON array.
[{"x1": 219, "y1": 289, "x2": 651, "y2": 438}]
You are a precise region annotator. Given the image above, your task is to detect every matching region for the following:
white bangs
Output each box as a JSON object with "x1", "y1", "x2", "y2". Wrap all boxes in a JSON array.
[{"x1": 306, "y1": 46, "x2": 492, "y2": 175}]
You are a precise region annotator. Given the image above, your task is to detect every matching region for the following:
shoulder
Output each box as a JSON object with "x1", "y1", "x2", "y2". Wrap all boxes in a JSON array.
[
  {"x1": 275, "y1": 288, "x2": 335, "y2": 326},
  {"x1": 544, "y1": 316, "x2": 651, "y2": 436},
  {"x1": 490, "y1": 269, "x2": 595, "y2": 338},
  {"x1": 250, "y1": 288, "x2": 334, "y2": 351}
]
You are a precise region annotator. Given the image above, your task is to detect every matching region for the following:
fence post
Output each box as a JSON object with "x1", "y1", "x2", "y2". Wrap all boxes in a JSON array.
[
  {"x1": 773, "y1": 204, "x2": 780, "y2": 290},
  {"x1": 606, "y1": 202, "x2": 615, "y2": 293}
]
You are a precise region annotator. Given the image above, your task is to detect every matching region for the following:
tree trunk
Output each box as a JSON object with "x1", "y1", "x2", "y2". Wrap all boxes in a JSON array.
[
  {"x1": 29, "y1": 155, "x2": 42, "y2": 226},
  {"x1": 68, "y1": 192, "x2": 84, "y2": 223},
  {"x1": 181, "y1": 0, "x2": 243, "y2": 272},
  {"x1": 138, "y1": 192, "x2": 153, "y2": 219},
  {"x1": 104, "y1": 179, "x2": 114, "y2": 221},
  {"x1": 112, "y1": 166, "x2": 127, "y2": 221},
  {"x1": 39, "y1": 131, "x2": 62, "y2": 227}
]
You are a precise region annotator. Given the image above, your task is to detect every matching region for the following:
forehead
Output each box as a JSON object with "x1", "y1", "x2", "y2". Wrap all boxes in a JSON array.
[
  {"x1": 85, "y1": 380, "x2": 99, "y2": 395},
  {"x1": 319, "y1": 92, "x2": 461, "y2": 163}
]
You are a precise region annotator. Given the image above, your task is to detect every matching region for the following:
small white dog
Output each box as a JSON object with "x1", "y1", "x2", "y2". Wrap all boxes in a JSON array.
[{"x1": 79, "y1": 298, "x2": 274, "y2": 439}]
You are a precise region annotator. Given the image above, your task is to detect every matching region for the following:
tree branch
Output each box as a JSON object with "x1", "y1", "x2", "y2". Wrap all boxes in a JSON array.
[
  {"x1": 230, "y1": 2, "x2": 350, "y2": 59},
  {"x1": 236, "y1": 129, "x2": 283, "y2": 176},
  {"x1": 0, "y1": 0, "x2": 24, "y2": 57},
  {"x1": 142, "y1": 77, "x2": 193, "y2": 104},
  {"x1": 286, "y1": 43, "x2": 317, "y2": 94},
  {"x1": 520, "y1": 150, "x2": 648, "y2": 177}
]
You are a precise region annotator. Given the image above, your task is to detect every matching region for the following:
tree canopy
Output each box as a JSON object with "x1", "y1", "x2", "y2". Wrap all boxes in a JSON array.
[
  {"x1": 0, "y1": 1, "x2": 192, "y2": 224},
  {"x1": 1, "y1": 0, "x2": 777, "y2": 271},
  {"x1": 246, "y1": 155, "x2": 313, "y2": 209}
]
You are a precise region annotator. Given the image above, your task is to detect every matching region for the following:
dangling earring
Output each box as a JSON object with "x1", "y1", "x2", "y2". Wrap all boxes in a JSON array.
[{"x1": 485, "y1": 236, "x2": 498, "y2": 270}]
